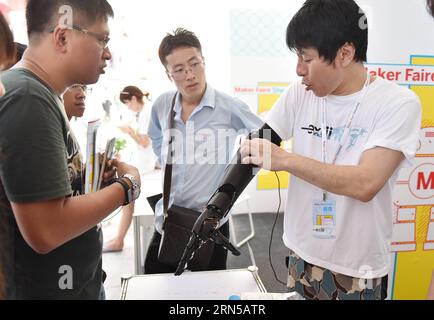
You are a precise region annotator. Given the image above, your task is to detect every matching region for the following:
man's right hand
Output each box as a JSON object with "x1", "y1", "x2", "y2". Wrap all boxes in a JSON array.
[{"x1": 111, "y1": 159, "x2": 141, "y2": 186}]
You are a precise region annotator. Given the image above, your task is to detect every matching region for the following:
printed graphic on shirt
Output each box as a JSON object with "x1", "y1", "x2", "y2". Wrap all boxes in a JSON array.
[
  {"x1": 66, "y1": 129, "x2": 84, "y2": 197},
  {"x1": 301, "y1": 124, "x2": 369, "y2": 151}
]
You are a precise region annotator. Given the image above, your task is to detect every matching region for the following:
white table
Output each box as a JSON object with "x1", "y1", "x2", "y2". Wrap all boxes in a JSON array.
[
  {"x1": 132, "y1": 170, "x2": 162, "y2": 274},
  {"x1": 120, "y1": 267, "x2": 266, "y2": 300}
]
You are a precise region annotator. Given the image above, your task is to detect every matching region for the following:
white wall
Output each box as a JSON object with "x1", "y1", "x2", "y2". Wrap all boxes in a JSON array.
[
  {"x1": 360, "y1": 0, "x2": 434, "y2": 63},
  {"x1": 107, "y1": 0, "x2": 303, "y2": 97}
]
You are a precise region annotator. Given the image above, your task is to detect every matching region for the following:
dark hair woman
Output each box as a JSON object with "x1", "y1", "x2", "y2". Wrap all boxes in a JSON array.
[{"x1": 0, "y1": 11, "x2": 16, "y2": 300}]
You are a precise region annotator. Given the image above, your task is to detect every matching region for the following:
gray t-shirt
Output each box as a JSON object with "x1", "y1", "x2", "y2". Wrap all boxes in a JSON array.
[{"x1": 0, "y1": 69, "x2": 103, "y2": 299}]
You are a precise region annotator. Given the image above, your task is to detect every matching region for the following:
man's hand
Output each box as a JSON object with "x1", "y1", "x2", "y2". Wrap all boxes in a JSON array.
[
  {"x1": 240, "y1": 138, "x2": 289, "y2": 171},
  {"x1": 240, "y1": 139, "x2": 404, "y2": 202},
  {"x1": 111, "y1": 159, "x2": 141, "y2": 186},
  {"x1": 102, "y1": 159, "x2": 117, "y2": 184}
]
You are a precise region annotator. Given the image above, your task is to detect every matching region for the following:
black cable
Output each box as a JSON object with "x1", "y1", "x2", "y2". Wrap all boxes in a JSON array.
[{"x1": 268, "y1": 171, "x2": 286, "y2": 286}]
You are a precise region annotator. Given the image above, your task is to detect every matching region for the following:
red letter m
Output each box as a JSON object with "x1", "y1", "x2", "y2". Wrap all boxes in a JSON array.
[{"x1": 417, "y1": 172, "x2": 434, "y2": 190}]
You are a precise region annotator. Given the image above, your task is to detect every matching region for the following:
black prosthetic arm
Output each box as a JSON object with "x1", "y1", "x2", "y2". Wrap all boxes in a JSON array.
[
  {"x1": 175, "y1": 124, "x2": 282, "y2": 275},
  {"x1": 205, "y1": 123, "x2": 283, "y2": 220}
]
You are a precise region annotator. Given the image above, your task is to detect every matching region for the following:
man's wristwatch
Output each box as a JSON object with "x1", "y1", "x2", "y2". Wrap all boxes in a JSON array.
[{"x1": 115, "y1": 174, "x2": 141, "y2": 206}]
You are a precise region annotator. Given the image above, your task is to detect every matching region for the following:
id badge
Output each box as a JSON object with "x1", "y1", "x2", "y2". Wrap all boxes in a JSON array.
[{"x1": 312, "y1": 200, "x2": 336, "y2": 239}]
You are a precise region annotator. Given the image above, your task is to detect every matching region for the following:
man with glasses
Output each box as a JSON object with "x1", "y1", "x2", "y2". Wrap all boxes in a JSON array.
[
  {"x1": 0, "y1": 0, "x2": 141, "y2": 300},
  {"x1": 63, "y1": 84, "x2": 88, "y2": 121},
  {"x1": 49, "y1": 25, "x2": 110, "y2": 49},
  {"x1": 146, "y1": 28, "x2": 263, "y2": 274}
]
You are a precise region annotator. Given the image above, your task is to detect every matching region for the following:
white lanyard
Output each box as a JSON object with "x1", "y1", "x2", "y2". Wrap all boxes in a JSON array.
[{"x1": 321, "y1": 74, "x2": 371, "y2": 201}]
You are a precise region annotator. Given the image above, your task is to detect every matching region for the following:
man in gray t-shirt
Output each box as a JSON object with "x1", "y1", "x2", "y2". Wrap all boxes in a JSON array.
[
  {"x1": 0, "y1": 69, "x2": 104, "y2": 299},
  {"x1": 0, "y1": 0, "x2": 141, "y2": 300}
]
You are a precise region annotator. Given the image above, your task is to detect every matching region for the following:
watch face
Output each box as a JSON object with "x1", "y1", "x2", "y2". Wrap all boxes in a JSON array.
[
  {"x1": 122, "y1": 174, "x2": 140, "y2": 202},
  {"x1": 133, "y1": 187, "x2": 141, "y2": 201}
]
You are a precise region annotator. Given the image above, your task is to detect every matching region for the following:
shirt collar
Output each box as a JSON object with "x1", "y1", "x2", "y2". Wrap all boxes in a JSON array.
[{"x1": 173, "y1": 84, "x2": 216, "y2": 117}]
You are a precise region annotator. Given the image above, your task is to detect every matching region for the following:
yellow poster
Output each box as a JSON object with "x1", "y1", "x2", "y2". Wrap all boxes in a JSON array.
[{"x1": 391, "y1": 56, "x2": 434, "y2": 300}]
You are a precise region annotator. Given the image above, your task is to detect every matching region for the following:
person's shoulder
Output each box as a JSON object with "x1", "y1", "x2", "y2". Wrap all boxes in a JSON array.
[
  {"x1": 155, "y1": 90, "x2": 178, "y2": 101},
  {"x1": 371, "y1": 77, "x2": 419, "y2": 103},
  {"x1": 368, "y1": 78, "x2": 421, "y2": 118},
  {"x1": 2, "y1": 69, "x2": 30, "y2": 94},
  {"x1": 213, "y1": 87, "x2": 249, "y2": 110},
  {"x1": 1, "y1": 68, "x2": 56, "y2": 102},
  {"x1": 3, "y1": 68, "x2": 39, "y2": 89},
  {"x1": 152, "y1": 90, "x2": 177, "y2": 109}
]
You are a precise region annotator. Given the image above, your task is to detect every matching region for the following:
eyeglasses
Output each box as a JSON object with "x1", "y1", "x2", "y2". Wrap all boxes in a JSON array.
[
  {"x1": 48, "y1": 25, "x2": 110, "y2": 48},
  {"x1": 69, "y1": 84, "x2": 92, "y2": 94},
  {"x1": 167, "y1": 60, "x2": 205, "y2": 81},
  {"x1": 71, "y1": 25, "x2": 110, "y2": 48}
]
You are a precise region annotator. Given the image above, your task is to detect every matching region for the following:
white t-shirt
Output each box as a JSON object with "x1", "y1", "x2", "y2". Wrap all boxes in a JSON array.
[
  {"x1": 135, "y1": 108, "x2": 156, "y2": 174},
  {"x1": 266, "y1": 77, "x2": 421, "y2": 278}
]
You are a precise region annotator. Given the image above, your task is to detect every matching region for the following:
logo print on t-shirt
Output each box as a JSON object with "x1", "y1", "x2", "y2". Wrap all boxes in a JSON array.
[
  {"x1": 301, "y1": 124, "x2": 368, "y2": 151},
  {"x1": 66, "y1": 129, "x2": 83, "y2": 196},
  {"x1": 301, "y1": 124, "x2": 334, "y2": 139}
]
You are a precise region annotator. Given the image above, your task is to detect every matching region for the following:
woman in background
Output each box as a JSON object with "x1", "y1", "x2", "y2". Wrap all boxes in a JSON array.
[
  {"x1": 103, "y1": 86, "x2": 156, "y2": 252},
  {"x1": 0, "y1": 11, "x2": 17, "y2": 300}
]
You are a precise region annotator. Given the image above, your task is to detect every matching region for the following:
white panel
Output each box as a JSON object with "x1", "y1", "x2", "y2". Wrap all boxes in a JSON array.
[
  {"x1": 397, "y1": 208, "x2": 416, "y2": 221},
  {"x1": 390, "y1": 243, "x2": 417, "y2": 252},
  {"x1": 424, "y1": 243, "x2": 434, "y2": 250},
  {"x1": 426, "y1": 222, "x2": 434, "y2": 241},
  {"x1": 392, "y1": 223, "x2": 415, "y2": 244}
]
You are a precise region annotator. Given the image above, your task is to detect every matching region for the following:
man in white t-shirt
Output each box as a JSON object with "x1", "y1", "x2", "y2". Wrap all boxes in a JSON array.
[{"x1": 241, "y1": 0, "x2": 421, "y2": 300}]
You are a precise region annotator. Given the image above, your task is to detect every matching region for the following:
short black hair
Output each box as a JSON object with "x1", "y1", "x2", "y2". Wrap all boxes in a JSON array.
[
  {"x1": 158, "y1": 28, "x2": 202, "y2": 67},
  {"x1": 0, "y1": 13, "x2": 15, "y2": 69},
  {"x1": 26, "y1": 0, "x2": 114, "y2": 38},
  {"x1": 286, "y1": 0, "x2": 368, "y2": 63},
  {"x1": 428, "y1": 0, "x2": 434, "y2": 17},
  {"x1": 15, "y1": 42, "x2": 27, "y2": 63}
]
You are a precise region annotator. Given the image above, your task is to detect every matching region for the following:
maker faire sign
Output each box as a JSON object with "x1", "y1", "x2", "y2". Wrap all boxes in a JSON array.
[{"x1": 366, "y1": 63, "x2": 434, "y2": 86}]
